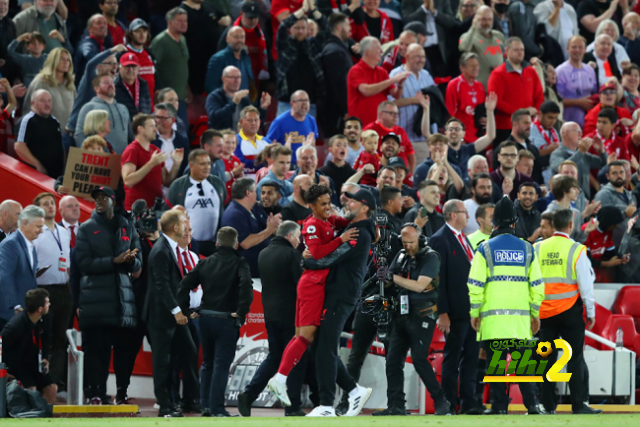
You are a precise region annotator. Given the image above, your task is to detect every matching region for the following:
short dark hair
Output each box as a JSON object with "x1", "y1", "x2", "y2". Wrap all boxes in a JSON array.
[
  {"x1": 217, "y1": 226, "x2": 238, "y2": 248},
  {"x1": 25, "y1": 288, "x2": 49, "y2": 314},
  {"x1": 344, "y1": 116, "x2": 362, "y2": 128},
  {"x1": 541, "y1": 211, "x2": 554, "y2": 226},
  {"x1": 597, "y1": 108, "x2": 618, "y2": 124},
  {"x1": 623, "y1": 64, "x2": 640, "y2": 76},
  {"x1": 609, "y1": 160, "x2": 626, "y2": 170},
  {"x1": 303, "y1": 184, "x2": 332, "y2": 205},
  {"x1": 27, "y1": 31, "x2": 46, "y2": 46},
  {"x1": 511, "y1": 108, "x2": 531, "y2": 124},
  {"x1": 132, "y1": 113, "x2": 154, "y2": 135},
  {"x1": 231, "y1": 178, "x2": 255, "y2": 200},
  {"x1": 260, "y1": 181, "x2": 280, "y2": 192},
  {"x1": 329, "y1": 12, "x2": 348, "y2": 31},
  {"x1": 381, "y1": 186, "x2": 401, "y2": 207},
  {"x1": 33, "y1": 192, "x2": 55, "y2": 206},
  {"x1": 552, "y1": 209, "x2": 573, "y2": 232},
  {"x1": 540, "y1": 100, "x2": 561, "y2": 115},
  {"x1": 551, "y1": 175, "x2": 579, "y2": 200},
  {"x1": 378, "y1": 166, "x2": 396, "y2": 177},
  {"x1": 498, "y1": 140, "x2": 519, "y2": 155},
  {"x1": 188, "y1": 148, "x2": 209, "y2": 164},
  {"x1": 445, "y1": 117, "x2": 465, "y2": 131},
  {"x1": 518, "y1": 181, "x2": 538, "y2": 192},
  {"x1": 471, "y1": 173, "x2": 492, "y2": 189},
  {"x1": 476, "y1": 203, "x2": 495, "y2": 221},
  {"x1": 201, "y1": 129, "x2": 223, "y2": 147}
]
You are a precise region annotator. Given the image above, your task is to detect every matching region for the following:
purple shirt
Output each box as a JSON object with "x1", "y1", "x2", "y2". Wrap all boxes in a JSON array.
[{"x1": 555, "y1": 61, "x2": 598, "y2": 127}]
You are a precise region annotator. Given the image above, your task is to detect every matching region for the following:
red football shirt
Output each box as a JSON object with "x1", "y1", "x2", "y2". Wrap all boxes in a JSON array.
[
  {"x1": 109, "y1": 23, "x2": 126, "y2": 45},
  {"x1": 445, "y1": 75, "x2": 486, "y2": 143},
  {"x1": 586, "y1": 131, "x2": 630, "y2": 161},
  {"x1": 353, "y1": 151, "x2": 381, "y2": 186},
  {"x1": 347, "y1": 60, "x2": 395, "y2": 127},
  {"x1": 270, "y1": 0, "x2": 303, "y2": 61},
  {"x1": 363, "y1": 120, "x2": 414, "y2": 184},
  {"x1": 301, "y1": 215, "x2": 350, "y2": 282},
  {"x1": 585, "y1": 227, "x2": 616, "y2": 282},
  {"x1": 121, "y1": 140, "x2": 164, "y2": 211},
  {"x1": 222, "y1": 155, "x2": 242, "y2": 203}
]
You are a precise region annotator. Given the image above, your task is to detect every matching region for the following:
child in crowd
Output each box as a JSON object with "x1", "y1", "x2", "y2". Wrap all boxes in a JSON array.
[
  {"x1": 7, "y1": 32, "x2": 49, "y2": 88},
  {"x1": 220, "y1": 129, "x2": 244, "y2": 203},
  {"x1": 353, "y1": 129, "x2": 381, "y2": 186}
]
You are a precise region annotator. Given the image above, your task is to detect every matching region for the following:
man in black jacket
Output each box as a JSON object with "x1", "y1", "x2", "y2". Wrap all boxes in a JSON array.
[
  {"x1": 114, "y1": 53, "x2": 152, "y2": 118},
  {"x1": 145, "y1": 209, "x2": 198, "y2": 417},
  {"x1": 515, "y1": 182, "x2": 542, "y2": 242},
  {"x1": 238, "y1": 221, "x2": 305, "y2": 417},
  {"x1": 1, "y1": 288, "x2": 57, "y2": 404},
  {"x1": 403, "y1": 180, "x2": 445, "y2": 237},
  {"x1": 302, "y1": 189, "x2": 377, "y2": 417},
  {"x1": 75, "y1": 186, "x2": 142, "y2": 405},
  {"x1": 320, "y1": 12, "x2": 353, "y2": 137},
  {"x1": 178, "y1": 226, "x2": 253, "y2": 417}
]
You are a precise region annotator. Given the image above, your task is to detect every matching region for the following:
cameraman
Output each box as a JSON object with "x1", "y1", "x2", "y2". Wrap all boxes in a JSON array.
[
  {"x1": 376, "y1": 224, "x2": 451, "y2": 416},
  {"x1": 337, "y1": 186, "x2": 403, "y2": 414}
]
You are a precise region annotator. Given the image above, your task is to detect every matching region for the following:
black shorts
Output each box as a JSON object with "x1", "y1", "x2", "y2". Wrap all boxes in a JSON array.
[{"x1": 15, "y1": 368, "x2": 54, "y2": 391}]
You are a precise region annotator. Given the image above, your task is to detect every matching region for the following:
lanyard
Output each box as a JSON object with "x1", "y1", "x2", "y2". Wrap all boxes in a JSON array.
[{"x1": 51, "y1": 224, "x2": 62, "y2": 252}]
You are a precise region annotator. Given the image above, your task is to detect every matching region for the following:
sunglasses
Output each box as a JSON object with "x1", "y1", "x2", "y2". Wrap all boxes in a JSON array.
[{"x1": 196, "y1": 182, "x2": 204, "y2": 196}]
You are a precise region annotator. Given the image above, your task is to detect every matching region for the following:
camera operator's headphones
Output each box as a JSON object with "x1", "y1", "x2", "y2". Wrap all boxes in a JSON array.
[{"x1": 398, "y1": 223, "x2": 428, "y2": 248}]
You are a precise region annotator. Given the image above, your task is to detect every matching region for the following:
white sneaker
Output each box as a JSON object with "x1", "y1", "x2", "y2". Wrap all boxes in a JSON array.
[
  {"x1": 267, "y1": 377, "x2": 291, "y2": 407},
  {"x1": 345, "y1": 386, "x2": 372, "y2": 416},
  {"x1": 306, "y1": 406, "x2": 337, "y2": 417}
]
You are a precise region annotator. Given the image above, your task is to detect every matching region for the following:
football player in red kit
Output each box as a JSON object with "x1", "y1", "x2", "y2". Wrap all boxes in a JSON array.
[{"x1": 267, "y1": 184, "x2": 357, "y2": 406}]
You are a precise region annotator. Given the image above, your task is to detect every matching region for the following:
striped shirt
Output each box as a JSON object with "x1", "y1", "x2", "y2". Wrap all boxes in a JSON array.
[
  {"x1": 234, "y1": 130, "x2": 269, "y2": 180},
  {"x1": 389, "y1": 65, "x2": 436, "y2": 142}
]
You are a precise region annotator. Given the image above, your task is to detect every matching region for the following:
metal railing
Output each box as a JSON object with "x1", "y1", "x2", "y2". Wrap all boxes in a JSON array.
[{"x1": 66, "y1": 329, "x2": 83, "y2": 405}]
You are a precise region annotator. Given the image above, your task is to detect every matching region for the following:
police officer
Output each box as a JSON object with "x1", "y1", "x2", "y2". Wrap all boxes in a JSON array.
[
  {"x1": 535, "y1": 209, "x2": 602, "y2": 415},
  {"x1": 337, "y1": 186, "x2": 404, "y2": 414},
  {"x1": 177, "y1": 226, "x2": 254, "y2": 417},
  {"x1": 375, "y1": 224, "x2": 451, "y2": 416},
  {"x1": 468, "y1": 196, "x2": 545, "y2": 415}
]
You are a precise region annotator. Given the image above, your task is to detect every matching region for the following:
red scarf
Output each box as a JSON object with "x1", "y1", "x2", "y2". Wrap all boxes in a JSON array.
[
  {"x1": 596, "y1": 129, "x2": 616, "y2": 153},
  {"x1": 123, "y1": 78, "x2": 140, "y2": 109},
  {"x1": 533, "y1": 118, "x2": 558, "y2": 149},
  {"x1": 329, "y1": 0, "x2": 349, "y2": 12}
]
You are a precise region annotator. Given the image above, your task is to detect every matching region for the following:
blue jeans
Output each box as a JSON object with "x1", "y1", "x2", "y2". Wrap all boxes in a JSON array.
[
  {"x1": 199, "y1": 316, "x2": 239, "y2": 413},
  {"x1": 276, "y1": 101, "x2": 317, "y2": 119}
]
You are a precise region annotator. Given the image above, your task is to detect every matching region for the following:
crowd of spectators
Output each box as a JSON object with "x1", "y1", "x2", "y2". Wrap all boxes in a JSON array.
[{"x1": 3, "y1": 0, "x2": 640, "y2": 407}]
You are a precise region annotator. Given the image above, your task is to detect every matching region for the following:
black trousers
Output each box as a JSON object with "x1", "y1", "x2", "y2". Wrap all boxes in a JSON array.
[
  {"x1": 82, "y1": 326, "x2": 137, "y2": 399},
  {"x1": 244, "y1": 319, "x2": 307, "y2": 412},
  {"x1": 442, "y1": 319, "x2": 480, "y2": 411},
  {"x1": 539, "y1": 301, "x2": 586, "y2": 412},
  {"x1": 116, "y1": 302, "x2": 149, "y2": 400},
  {"x1": 170, "y1": 318, "x2": 201, "y2": 404},
  {"x1": 148, "y1": 322, "x2": 199, "y2": 410},
  {"x1": 386, "y1": 315, "x2": 443, "y2": 409},
  {"x1": 345, "y1": 310, "x2": 387, "y2": 383},
  {"x1": 311, "y1": 299, "x2": 358, "y2": 406},
  {"x1": 482, "y1": 341, "x2": 538, "y2": 411},
  {"x1": 38, "y1": 284, "x2": 73, "y2": 388}
]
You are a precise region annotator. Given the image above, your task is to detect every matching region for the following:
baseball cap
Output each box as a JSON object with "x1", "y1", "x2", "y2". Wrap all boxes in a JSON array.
[
  {"x1": 129, "y1": 18, "x2": 149, "y2": 32},
  {"x1": 345, "y1": 189, "x2": 377, "y2": 211},
  {"x1": 91, "y1": 186, "x2": 116, "y2": 201},
  {"x1": 381, "y1": 132, "x2": 401, "y2": 146},
  {"x1": 404, "y1": 21, "x2": 428, "y2": 37},
  {"x1": 387, "y1": 156, "x2": 408, "y2": 171},
  {"x1": 119, "y1": 53, "x2": 140, "y2": 67},
  {"x1": 242, "y1": 2, "x2": 260, "y2": 19},
  {"x1": 599, "y1": 82, "x2": 617, "y2": 94}
]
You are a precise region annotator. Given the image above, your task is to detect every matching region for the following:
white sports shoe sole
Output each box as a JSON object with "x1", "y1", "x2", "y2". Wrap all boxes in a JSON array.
[
  {"x1": 267, "y1": 377, "x2": 291, "y2": 407},
  {"x1": 345, "y1": 387, "x2": 373, "y2": 416},
  {"x1": 306, "y1": 406, "x2": 337, "y2": 417}
]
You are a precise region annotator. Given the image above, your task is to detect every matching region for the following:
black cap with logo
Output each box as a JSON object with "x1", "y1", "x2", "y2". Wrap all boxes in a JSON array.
[
  {"x1": 242, "y1": 2, "x2": 260, "y2": 19},
  {"x1": 345, "y1": 189, "x2": 377, "y2": 211},
  {"x1": 91, "y1": 186, "x2": 116, "y2": 201}
]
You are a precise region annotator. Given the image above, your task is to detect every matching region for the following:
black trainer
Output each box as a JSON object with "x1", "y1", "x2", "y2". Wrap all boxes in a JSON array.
[
  {"x1": 285, "y1": 410, "x2": 306, "y2": 416},
  {"x1": 573, "y1": 406, "x2": 602, "y2": 414},
  {"x1": 434, "y1": 398, "x2": 453, "y2": 415},
  {"x1": 237, "y1": 392, "x2": 253, "y2": 417},
  {"x1": 483, "y1": 407, "x2": 508, "y2": 415},
  {"x1": 372, "y1": 407, "x2": 407, "y2": 416}
]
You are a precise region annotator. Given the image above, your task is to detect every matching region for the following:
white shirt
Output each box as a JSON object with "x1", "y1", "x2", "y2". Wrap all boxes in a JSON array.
[
  {"x1": 184, "y1": 177, "x2": 221, "y2": 242},
  {"x1": 159, "y1": 131, "x2": 176, "y2": 199},
  {"x1": 446, "y1": 222, "x2": 474, "y2": 261},
  {"x1": 61, "y1": 219, "x2": 80, "y2": 242},
  {"x1": 183, "y1": 249, "x2": 202, "y2": 309},
  {"x1": 595, "y1": 56, "x2": 609, "y2": 88},
  {"x1": 586, "y1": 41, "x2": 629, "y2": 74},
  {"x1": 421, "y1": 6, "x2": 438, "y2": 47},
  {"x1": 164, "y1": 234, "x2": 183, "y2": 315},
  {"x1": 33, "y1": 223, "x2": 71, "y2": 285},
  {"x1": 389, "y1": 65, "x2": 437, "y2": 142},
  {"x1": 18, "y1": 229, "x2": 35, "y2": 269},
  {"x1": 553, "y1": 232, "x2": 595, "y2": 318},
  {"x1": 462, "y1": 199, "x2": 480, "y2": 234}
]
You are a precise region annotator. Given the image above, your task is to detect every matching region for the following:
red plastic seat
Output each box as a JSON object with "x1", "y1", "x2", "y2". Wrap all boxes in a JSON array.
[
  {"x1": 190, "y1": 115, "x2": 209, "y2": 147},
  {"x1": 600, "y1": 314, "x2": 637, "y2": 351},
  {"x1": 428, "y1": 352, "x2": 444, "y2": 377},
  {"x1": 430, "y1": 327, "x2": 446, "y2": 353},
  {"x1": 486, "y1": 148, "x2": 493, "y2": 171},
  {"x1": 611, "y1": 286, "x2": 640, "y2": 333},
  {"x1": 584, "y1": 303, "x2": 612, "y2": 349}
]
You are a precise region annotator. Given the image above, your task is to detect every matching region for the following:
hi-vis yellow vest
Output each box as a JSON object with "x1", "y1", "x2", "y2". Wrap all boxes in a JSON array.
[{"x1": 534, "y1": 234, "x2": 585, "y2": 319}]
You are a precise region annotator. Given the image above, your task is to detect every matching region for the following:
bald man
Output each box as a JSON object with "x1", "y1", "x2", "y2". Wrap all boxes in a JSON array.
[
  {"x1": 281, "y1": 174, "x2": 314, "y2": 224},
  {"x1": 205, "y1": 26, "x2": 255, "y2": 94},
  {"x1": 14, "y1": 89, "x2": 65, "y2": 179},
  {"x1": 0, "y1": 200, "x2": 22, "y2": 242},
  {"x1": 58, "y1": 196, "x2": 81, "y2": 248},
  {"x1": 619, "y1": 12, "x2": 640, "y2": 65}
]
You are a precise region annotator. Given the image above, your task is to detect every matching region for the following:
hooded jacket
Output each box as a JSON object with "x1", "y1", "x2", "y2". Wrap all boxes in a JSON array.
[
  {"x1": 593, "y1": 183, "x2": 638, "y2": 218},
  {"x1": 74, "y1": 96, "x2": 133, "y2": 154},
  {"x1": 75, "y1": 209, "x2": 142, "y2": 330},
  {"x1": 303, "y1": 218, "x2": 376, "y2": 305}
]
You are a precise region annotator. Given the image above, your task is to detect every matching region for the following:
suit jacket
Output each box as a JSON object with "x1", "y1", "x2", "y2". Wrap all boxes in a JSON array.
[
  {"x1": 428, "y1": 225, "x2": 472, "y2": 322},
  {"x1": 404, "y1": 0, "x2": 453, "y2": 68},
  {"x1": 0, "y1": 231, "x2": 38, "y2": 321},
  {"x1": 144, "y1": 235, "x2": 184, "y2": 329},
  {"x1": 583, "y1": 51, "x2": 621, "y2": 89}
]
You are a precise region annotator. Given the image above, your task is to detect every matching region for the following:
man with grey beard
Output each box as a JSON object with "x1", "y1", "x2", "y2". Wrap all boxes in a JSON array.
[
  {"x1": 14, "y1": 0, "x2": 69, "y2": 54},
  {"x1": 459, "y1": 5, "x2": 505, "y2": 87}
]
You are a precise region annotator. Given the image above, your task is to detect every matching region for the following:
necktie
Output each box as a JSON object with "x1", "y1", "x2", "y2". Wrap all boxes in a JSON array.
[
  {"x1": 457, "y1": 233, "x2": 474, "y2": 262},
  {"x1": 175, "y1": 246, "x2": 185, "y2": 278},
  {"x1": 69, "y1": 226, "x2": 76, "y2": 248},
  {"x1": 182, "y1": 251, "x2": 193, "y2": 272}
]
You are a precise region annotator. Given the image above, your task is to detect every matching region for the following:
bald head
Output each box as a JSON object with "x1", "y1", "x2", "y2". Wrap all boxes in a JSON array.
[
  {"x1": 59, "y1": 196, "x2": 80, "y2": 224},
  {"x1": 595, "y1": 33, "x2": 614, "y2": 59},
  {"x1": 0, "y1": 200, "x2": 23, "y2": 233},
  {"x1": 475, "y1": 6, "x2": 494, "y2": 31},
  {"x1": 560, "y1": 121, "x2": 581, "y2": 149},
  {"x1": 31, "y1": 89, "x2": 52, "y2": 116},
  {"x1": 221, "y1": 65, "x2": 241, "y2": 92},
  {"x1": 227, "y1": 26, "x2": 246, "y2": 52},
  {"x1": 405, "y1": 43, "x2": 426, "y2": 72}
]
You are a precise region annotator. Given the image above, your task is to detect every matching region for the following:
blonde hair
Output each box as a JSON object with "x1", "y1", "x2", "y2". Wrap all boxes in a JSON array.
[
  {"x1": 83, "y1": 110, "x2": 110, "y2": 136},
  {"x1": 36, "y1": 48, "x2": 75, "y2": 91},
  {"x1": 361, "y1": 129, "x2": 379, "y2": 143},
  {"x1": 82, "y1": 135, "x2": 108, "y2": 150},
  {"x1": 428, "y1": 163, "x2": 452, "y2": 189}
]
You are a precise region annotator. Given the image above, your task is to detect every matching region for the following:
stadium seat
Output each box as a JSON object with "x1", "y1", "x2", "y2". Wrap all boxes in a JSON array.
[
  {"x1": 486, "y1": 148, "x2": 493, "y2": 171},
  {"x1": 584, "y1": 303, "x2": 612, "y2": 349},
  {"x1": 600, "y1": 314, "x2": 637, "y2": 351},
  {"x1": 428, "y1": 352, "x2": 444, "y2": 378},
  {"x1": 611, "y1": 286, "x2": 640, "y2": 333},
  {"x1": 430, "y1": 327, "x2": 446, "y2": 353}
]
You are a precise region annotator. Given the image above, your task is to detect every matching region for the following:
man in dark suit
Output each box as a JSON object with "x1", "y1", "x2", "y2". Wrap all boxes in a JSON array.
[
  {"x1": 238, "y1": 220, "x2": 306, "y2": 417},
  {"x1": 428, "y1": 199, "x2": 482, "y2": 415},
  {"x1": 145, "y1": 209, "x2": 199, "y2": 418},
  {"x1": 0, "y1": 204, "x2": 43, "y2": 331},
  {"x1": 0, "y1": 199, "x2": 22, "y2": 243},
  {"x1": 320, "y1": 12, "x2": 354, "y2": 137}
]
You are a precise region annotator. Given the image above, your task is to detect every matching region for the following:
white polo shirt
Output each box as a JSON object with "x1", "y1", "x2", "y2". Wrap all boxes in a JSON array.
[
  {"x1": 184, "y1": 177, "x2": 221, "y2": 242},
  {"x1": 33, "y1": 223, "x2": 71, "y2": 285}
]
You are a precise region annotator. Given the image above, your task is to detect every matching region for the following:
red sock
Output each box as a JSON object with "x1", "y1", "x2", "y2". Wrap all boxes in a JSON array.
[{"x1": 278, "y1": 336, "x2": 310, "y2": 376}]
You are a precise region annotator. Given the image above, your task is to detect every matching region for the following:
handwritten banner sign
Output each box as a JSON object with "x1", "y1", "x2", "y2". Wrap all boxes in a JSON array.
[{"x1": 62, "y1": 147, "x2": 121, "y2": 198}]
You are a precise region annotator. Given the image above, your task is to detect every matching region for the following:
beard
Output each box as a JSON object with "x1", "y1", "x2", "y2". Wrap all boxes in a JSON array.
[
  {"x1": 476, "y1": 193, "x2": 492, "y2": 204},
  {"x1": 611, "y1": 178, "x2": 625, "y2": 188},
  {"x1": 345, "y1": 206, "x2": 360, "y2": 221}
]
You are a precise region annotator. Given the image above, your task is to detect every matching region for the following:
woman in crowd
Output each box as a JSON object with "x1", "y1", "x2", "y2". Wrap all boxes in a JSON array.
[
  {"x1": 620, "y1": 64, "x2": 640, "y2": 115},
  {"x1": 586, "y1": 19, "x2": 631, "y2": 72},
  {"x1": 83, "y1": 110, "x2": 117, "y2": 154},
  {"x1": 427, "y1": 160, "x2": 464, "y2": 212}
]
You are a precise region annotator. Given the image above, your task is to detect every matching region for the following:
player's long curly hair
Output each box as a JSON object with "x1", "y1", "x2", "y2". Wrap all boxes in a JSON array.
[{"x1": 303, "y1": 183, "x2": 332, "y2": 205}]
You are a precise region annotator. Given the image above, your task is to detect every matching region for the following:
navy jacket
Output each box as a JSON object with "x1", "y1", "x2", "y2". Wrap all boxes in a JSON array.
[
  {"x1": 114, "y1": 74, "x2": 152, "y2": 118},
  {"x1": 204, "y1": 46, "x2": 254, "y2": 94},
  {"x1": 205, "y1": 88, "x2": 267, "y2": 130},
  {"x1": 0, "y1": 231, "x2": 38, "y2": 322},
  {"x1": 74, "y1": 36, "x2": 112, "y2": 85}
]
